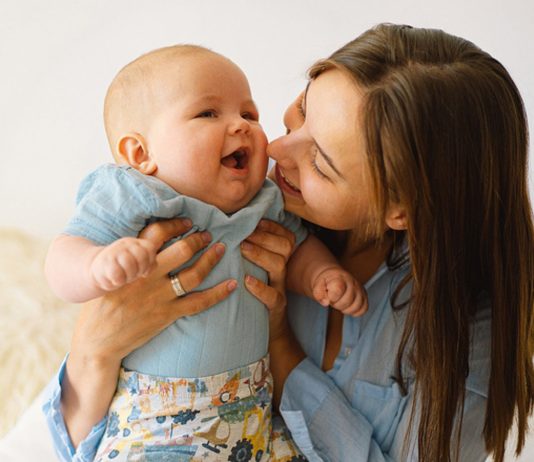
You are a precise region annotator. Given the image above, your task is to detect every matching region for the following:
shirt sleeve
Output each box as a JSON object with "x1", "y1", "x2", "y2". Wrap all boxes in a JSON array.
[
  {"x1": 64, "y1": 164, "x2": 158, "y2": 245},
  {"x1": 280, "y1": 358, "x2": 395, "y2": 462},
  {"x1": 41, "y1": 356, "x2": 107, "y2": 462},
  {"x1": 278, "y1": 210, "x2": 308, "y2": 247},
  {"x1": 263, "y1": 180, "x2": 308, "y2": 246}
]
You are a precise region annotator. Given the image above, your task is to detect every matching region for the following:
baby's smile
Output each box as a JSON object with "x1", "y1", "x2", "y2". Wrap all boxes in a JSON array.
[{"x1": 221, "y1": 148, "x2": 249, "y2": 170}]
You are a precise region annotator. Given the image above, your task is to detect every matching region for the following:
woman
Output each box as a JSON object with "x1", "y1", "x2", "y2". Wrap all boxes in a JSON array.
[{"x1": 44, "y1": 24, "x2": 534, "y2": 461}]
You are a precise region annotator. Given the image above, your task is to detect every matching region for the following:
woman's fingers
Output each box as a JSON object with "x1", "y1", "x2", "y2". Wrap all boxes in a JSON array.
[
  {"x1": 241, "y1": 220, "x2": 295, "y2": 304},
  {"x1": 138, "y1": 218, "x2": 193, "y2": 248},
  {"x1": 142, "y1": 278, "x2": 237, "y2": 341},
  {"x1": 244, "y1": 230, "x2": 294, "y2": 259},
  {"x1": 150, "y1": 246, "x2": 236, "y2": 334},
  {"x1": 258, "y1": 219, "x2": 297, "y2": 241},
  {"x1": 170, "y1": 279, "x2": 237, "y2": 317},
  {"x1": 245, "y1": 220, "x2": 296, "y2": 257},
  {"x1": 153, "y1": 231, "x2": 212, "y2": 277},
  {"x1": 244, "y1": 275, "x2": 285, "y2": 311},
  {"x1": 245, "y1": 275, "x2": 288, "y2": 343},
  {"x1": 175, "y1": 243, "x2": 226, "y2": 292},
  {"x1": 241, "y1": 240, "x2": 287, "y2": 283}
]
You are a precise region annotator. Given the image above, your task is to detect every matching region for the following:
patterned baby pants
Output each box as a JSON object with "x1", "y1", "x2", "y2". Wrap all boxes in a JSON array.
[{"x1": 94, "y1": 355, "x2": 307, "y2": 461}]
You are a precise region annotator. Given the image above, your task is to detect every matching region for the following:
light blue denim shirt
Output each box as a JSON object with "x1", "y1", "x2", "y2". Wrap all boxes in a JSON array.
[
  {"x1": 64, "y1": 164, "x2": 307, "y2": 378},
  {"x1": 42, "y1": 362, "x2": 106, "y2": 462},
  {"x1": 43, "y1": 257, "x2": 492, "y2": 461},
  {"x1": 280, "y1": 261, "x2": 491, "y2": 461}
]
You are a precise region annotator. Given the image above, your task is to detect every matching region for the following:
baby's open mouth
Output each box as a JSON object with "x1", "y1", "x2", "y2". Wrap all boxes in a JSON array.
[{"x1": 221, "y1": 150, "x2": 248, "y2": 170}]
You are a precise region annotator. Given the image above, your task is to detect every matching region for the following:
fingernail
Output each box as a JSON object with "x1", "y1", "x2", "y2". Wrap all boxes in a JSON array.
[
  {"x1": 245, "y1": 275, "x2": 256, "y2": 285},
  {"x1": 227, "y1": 280, "x2": 238, "y2": 291},
  {"x1": 182, "y1": 218, "x2": 192, "y2": 227},
  {"x1": 257, "y1": 220, "x2": 267, "y2": 229},
  {"x1": 201, "y1": 231, "x2": 212, "y2": 243},
  {"x1": 241, "y1": 241, "x2": 252, "y2": 250},
  {"x1": 215, "y1": 243, "x2": 225, "y2": 256}
]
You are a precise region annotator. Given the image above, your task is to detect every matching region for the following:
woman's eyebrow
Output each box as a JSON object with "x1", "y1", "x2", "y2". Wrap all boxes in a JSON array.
[{"x1": 312, "y1": 138, "x2": 344, "y2": 179}]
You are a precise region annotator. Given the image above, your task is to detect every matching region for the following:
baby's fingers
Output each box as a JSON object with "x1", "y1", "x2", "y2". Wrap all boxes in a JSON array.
[
  {"x1": 128, "y1": 239, "x2": 158, "y2": 277},
  {"x1": 325, "y1": 278, "x2": 347, "y2": 305},
  {"x1": 93, "y1": 271, "x2": 121, "y2": 291},
  {"x1": 339, "y1": 285, "x2": 368, "y2": 317},
  {"x1": 115, "y1": 240, "x2": 156, "y2": 282},
  {"x1": 312, "y1": 280, "x2": 330, "y2": 307},
  {"x1": 102, "y1": 262, "x2": 128, "y2": 289}
]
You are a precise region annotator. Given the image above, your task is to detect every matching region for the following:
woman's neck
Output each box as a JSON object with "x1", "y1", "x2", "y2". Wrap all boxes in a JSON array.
[{"x1": 339, "y1": 231, "x2": 392, "y2": 284}]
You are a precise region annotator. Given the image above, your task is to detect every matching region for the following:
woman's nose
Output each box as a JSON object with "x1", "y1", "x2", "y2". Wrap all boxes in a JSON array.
[{"x1": 267, "y1": 132, "x2": 298, "y2": 167}]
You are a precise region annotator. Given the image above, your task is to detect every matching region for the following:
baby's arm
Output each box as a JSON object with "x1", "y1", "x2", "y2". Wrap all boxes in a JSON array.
[
  {"x1": 286, "y1": 235, "x2": 367, "y2": 316},
  {"x1": 45, "y1": 234, "x2": 157, "y2": 303}
]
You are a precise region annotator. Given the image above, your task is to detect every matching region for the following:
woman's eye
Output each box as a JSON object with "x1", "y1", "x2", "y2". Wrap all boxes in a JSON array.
[
  {"x1": 196, "y1": 110, "x2": 217, "y2": 118},
  {"x1": 311, "y1": 158, "x2": 326, "y2": 178},
  {"x1": 310, "y1": 151, "x2": 329, "y2": 180}
]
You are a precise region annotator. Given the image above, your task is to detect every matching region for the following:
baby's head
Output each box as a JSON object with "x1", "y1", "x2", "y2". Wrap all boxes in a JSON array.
[{"x1": 104, "y1": 45, "x2": 268, "y2": 213}]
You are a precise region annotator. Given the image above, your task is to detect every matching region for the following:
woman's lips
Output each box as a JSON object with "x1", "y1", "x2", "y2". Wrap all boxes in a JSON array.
[{"x1": 275, "y1": 164, "x2": 302, "y2": 197}]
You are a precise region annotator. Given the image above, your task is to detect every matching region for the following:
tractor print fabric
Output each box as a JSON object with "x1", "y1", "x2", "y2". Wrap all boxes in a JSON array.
[{"x1": 94, "y1": 355, "x2": 307, "y2": 461}]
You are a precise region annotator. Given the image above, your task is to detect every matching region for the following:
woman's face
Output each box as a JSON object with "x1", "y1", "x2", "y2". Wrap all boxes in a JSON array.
[{"x1": 267, "y1": 69, "x2": 374, "y2": 231}]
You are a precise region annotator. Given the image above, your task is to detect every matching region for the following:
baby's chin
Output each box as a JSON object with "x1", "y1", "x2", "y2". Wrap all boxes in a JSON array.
[
  {"x1": 217, "y1": 199, "x2": 252, "y2": 215},
  {"x1": 215, "y1": 189, "x2": 261, "y2": 215}
]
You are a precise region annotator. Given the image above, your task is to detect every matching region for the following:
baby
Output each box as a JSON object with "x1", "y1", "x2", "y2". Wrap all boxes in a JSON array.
[{"x1": 45, "y1": 45, "x2": 366, "y2": 461}]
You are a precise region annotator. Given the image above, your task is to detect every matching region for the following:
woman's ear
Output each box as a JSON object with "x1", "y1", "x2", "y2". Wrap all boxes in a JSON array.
[
  {"x1": 385, "y1": 204, "x2": 408, "y2": 230},
  {"x1": 116, "y1": 133, "x2": 157, "y2": 175}
]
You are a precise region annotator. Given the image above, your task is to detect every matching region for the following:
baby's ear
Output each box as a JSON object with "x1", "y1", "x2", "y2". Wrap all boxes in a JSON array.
[{"x1": 116, "y1": 133, "x2": 157, "y2": 175}]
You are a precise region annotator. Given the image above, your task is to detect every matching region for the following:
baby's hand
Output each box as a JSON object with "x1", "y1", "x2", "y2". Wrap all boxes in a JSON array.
[
  {"x1": 312, "y1": 267, "x2": 368, "y2": 316},
  {"x1": 90, "y1": 237, "x2": 157, "y2": 291}
]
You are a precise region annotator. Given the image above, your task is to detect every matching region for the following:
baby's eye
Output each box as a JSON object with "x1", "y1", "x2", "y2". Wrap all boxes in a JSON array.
[
  {"x1": 241, "y1": 112, "x2": 258, "y2": 121},
  {"x1": 196, "y1": 110, "x2": 217, "y2": 118}
]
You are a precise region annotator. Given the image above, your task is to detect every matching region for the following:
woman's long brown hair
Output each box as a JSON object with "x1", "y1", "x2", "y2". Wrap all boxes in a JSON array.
[{"x1": 310, "y1": 24, "x2": 534, "y2": 461}]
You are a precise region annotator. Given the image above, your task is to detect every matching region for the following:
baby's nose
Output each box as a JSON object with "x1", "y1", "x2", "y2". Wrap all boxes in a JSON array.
[{"x1": 229, "y1": 116, "x2": 251, "y2": 135}]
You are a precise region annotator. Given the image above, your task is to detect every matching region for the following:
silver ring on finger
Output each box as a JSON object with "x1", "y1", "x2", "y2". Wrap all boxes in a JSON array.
[{"x1": 170, "y1": 273, "x2": 187, "y2": 298}]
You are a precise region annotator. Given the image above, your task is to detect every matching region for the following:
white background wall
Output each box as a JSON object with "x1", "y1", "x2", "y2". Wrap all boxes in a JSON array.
[{"x1": 1, "y1": 0, "x2": 533, "y2": 239}]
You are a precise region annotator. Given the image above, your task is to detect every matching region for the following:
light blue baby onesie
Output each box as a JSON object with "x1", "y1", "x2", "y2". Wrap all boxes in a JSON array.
[{"x1": 65, "y1": 164, "x2": 307, "y2": 378}]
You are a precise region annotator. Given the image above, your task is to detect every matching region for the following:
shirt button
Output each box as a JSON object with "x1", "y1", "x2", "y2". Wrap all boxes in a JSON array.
[{"x1": 344, "y1": 347, "x2": 352, "y2": 357}]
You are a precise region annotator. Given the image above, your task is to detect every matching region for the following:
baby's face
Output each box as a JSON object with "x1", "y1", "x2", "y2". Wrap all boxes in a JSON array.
[{"x1": 145, "y1": 54, "x2": 268, "y2": 213}]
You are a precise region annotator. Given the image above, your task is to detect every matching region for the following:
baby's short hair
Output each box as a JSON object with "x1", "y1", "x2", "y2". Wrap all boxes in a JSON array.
[{"x1": 104, "y1": 44, "x2": 217, "y2": 160}]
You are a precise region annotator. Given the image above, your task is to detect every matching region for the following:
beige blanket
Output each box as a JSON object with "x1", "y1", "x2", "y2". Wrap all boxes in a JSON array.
[{"x1": 0, "y1": 228, "x2": 78, "y2": 437}]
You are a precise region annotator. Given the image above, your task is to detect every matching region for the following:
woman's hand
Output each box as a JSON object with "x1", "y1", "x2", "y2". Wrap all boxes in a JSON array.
[
  {"x1": 72, "y1": 219, "x2": 235, "y2": 365},
  {"x1": 241, "y1": 219, "x2": 294, "y2": 340},
  {"x1": 63, "y1": 218, "x2": 236, "y2": 448},
  {"x1": 241, "y1": 220, "x2": 306, "y2": 406}
]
